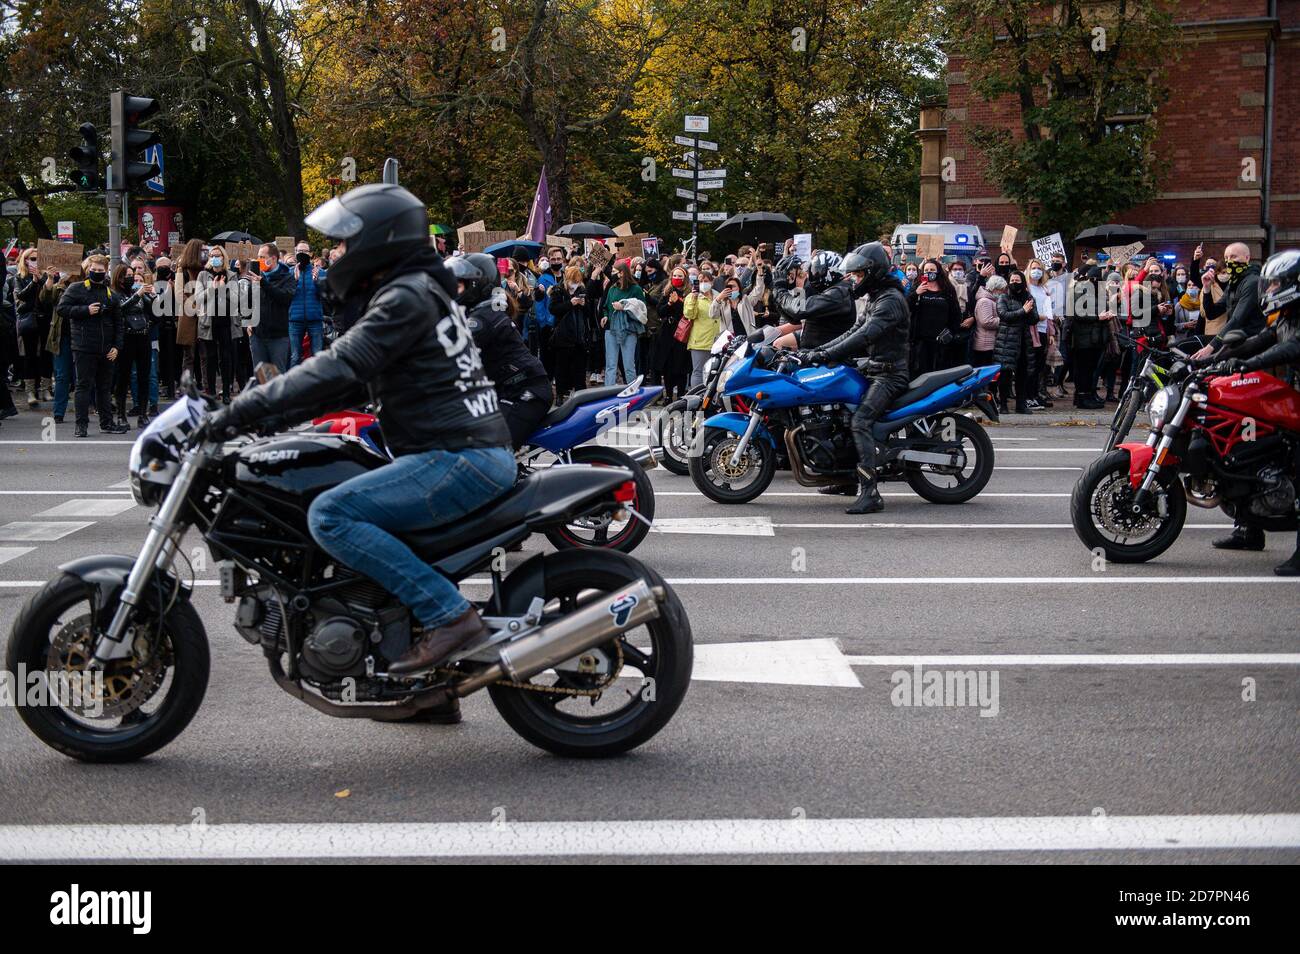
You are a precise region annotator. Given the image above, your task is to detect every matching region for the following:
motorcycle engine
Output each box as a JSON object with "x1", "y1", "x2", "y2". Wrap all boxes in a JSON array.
[
  {"x1": 1249, "y1": 466, "x2": 1296, "y2": 517},
  {"x1": 796, "y1": 406, "x2": 855, "y2": 472}
]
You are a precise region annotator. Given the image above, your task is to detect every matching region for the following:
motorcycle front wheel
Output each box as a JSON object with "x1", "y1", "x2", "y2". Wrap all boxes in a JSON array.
[
  {"x1": 6, "y1": 572, "x2": 210, "y2": 762},
  {"x1": 655, "y1": 397, "x2": 696, "y2": 476},
  {"x1": 488, "y1": 550, "x2": 693, "y2": 757},
  {"x1": 688, "y1": 426, "x2": 776, "y2": 504},
  {"x1": 1071, "y1": 450, "x2": 1187, "y2": 563}
]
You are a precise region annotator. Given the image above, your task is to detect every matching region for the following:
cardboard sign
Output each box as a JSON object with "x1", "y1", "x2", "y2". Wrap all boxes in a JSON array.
[
  {"x1": 36, "y1": 238, "x2": 84, "y2": 273},
  {"x1": 1104, "y1": 241, "x2": 1144, "y2": 268},
  {"x1": 545, "y1": 234, "x2": 571, "y2": 253},
  {"x1": 1031, "y1": 232, "x2": 1066, "y2": 264},
  {"x1": 169, "y1": 243, "x2": 185, "y2": 261},
  {"x1": 456, "y1": 219, "x2": 485, "y2": 248},
  {"x1": 611, "y1": 232, "x2": 651, "y2": 258},
  {"x1": 916, "y1": 233, "x2": 946, "y2": 260},
  {"x1": 460, "y1": 230, "x2": 517, "y2": 254},
  {"x1": 224, "y1": 241, "x2": 258, "y2": 265},
  {"x1": 999, "y1": 225, "x2": 1018, "y2": 254},
  {"x1": 613, "y1": 221, "x2": 635, "y2": 237},
  {"x1": 275, "y1": 235, "x2": 295, "y2": 255},
  {"x1": 584, "y1": 240, "x2": 611, "y2": 268}
]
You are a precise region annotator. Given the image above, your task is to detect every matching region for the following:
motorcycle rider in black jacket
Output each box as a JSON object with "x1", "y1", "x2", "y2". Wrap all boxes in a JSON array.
[
  {"x1": 210, "y1": 184, "x2": 516, "y2": 688},
  {"x1": 1213, "y1": 248, "x2": 1300, "y2": 575},
  {"x1": 771, "y1": 250, "x2": 855, "y2": 351},
  {"x1": 800, "y1": 242, "x2": 911, "y2": 515},
  {"x1": 447, "y1": 252, "x2": 554, "y2": 447}
]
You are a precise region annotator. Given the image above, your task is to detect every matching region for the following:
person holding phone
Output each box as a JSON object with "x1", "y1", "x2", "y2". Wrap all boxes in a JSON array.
[
  {"x1": 547, "y1": 265, "x2": 590, "y2": 401},
  {"x1": 56, "y1": 254, "x2": 127, "y2": 437}
]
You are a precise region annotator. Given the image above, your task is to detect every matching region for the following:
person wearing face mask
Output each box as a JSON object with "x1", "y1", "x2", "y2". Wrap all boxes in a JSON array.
[
  {"x1": 56, "y1": 254, "x2": 127, "y2": 437},
  {"x1": 547, "y1": 265, "x2": 591, "y2": 402},
  {"x1": 710, "y1": 274, "x2": 760, "y2": 338},
  {"x1": 247, "y1": 244, "x2": 297, "y2": 373},
  {"x1": 902, "y1": 262, "x2": 919, "y2": 295},
  {"x1": 1171, "y1": 265, "x2": 1203, "y2": 338},
  {"x1": 150, "y1": 256, "x2": 178, "y2": 400},
  {"x1": 1066, "y1": 267, "x2": 1110, "y2": 410},
  {"x1": 1025, "y1": 259, "x2": 1058, "y2": 406},
  {"x1": 448, "y1": 253, "x2": 553, "y2": 447},
  {"x1": 14, "y1": 247, "x2": 59, "y2": 408},
  {"x1": 196, "y1": 248, "x2": 240, "y2": 404},
  {"x1": 286, "y1": 241, "x2": 327, "y2": 369},
  {"x1": 652, "y1": 264, "x2": 692, "y2": 400},
  {"x1": 1191, "y1": 242, "x2": 1265, "y2": 361},
  {"x1": 0, "y1": 266, "x2": 17, "y2": 424},
  {"x1": 800, "y1": 242, "x2": 910, "y2": 514},
  {"x1": 602, "y1": 260, "x2": 647, "y2": 386},
  {"x1": 907, "y1": 258, "x2": 962, "y2": 377},
  {"x1": 110, "y1": 263, "x2": 157, "y2": 428},
  {"x1": 682, "y1": 265, "x2": 719, "y2": 387},
  {"x1": 37, "y1": 266, "x2": 79, "y2": 424},
  {"x1": 994, "y1": 269, "x2": 1038, "y2": 414}
]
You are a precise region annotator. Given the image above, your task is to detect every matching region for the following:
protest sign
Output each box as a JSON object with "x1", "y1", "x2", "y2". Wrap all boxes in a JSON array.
[
  {"x1": 275, "y1": 235, "x2": 295, "y2": 255},
  {"x1": 457, "y1": 220, "x2": 485, "y2": 248},
  {"x1": 1031, "y1": 232, "x2": 1066, "y2": 264},
  {"x1": 641, "y1": 237, "x2": 660, "y2": 259},
  {"x1": 916, "y1": 233, "x2": 945, "y2": 260},
  {"x1": 460, "y1": 230, "x2": 517, "y2": 254},
  {"x1": 793, "y1": 233, "x2": 813, "y2": 261},
  {"x1": 1104, "y1": 241, "x2": 1144, "y2": 268},
  {"x1": 999, "y1": 226, "x2": 1018, "y2": 254},
  {"x1": 37, "y1": 239, "x2": 84, "y2": 273}
]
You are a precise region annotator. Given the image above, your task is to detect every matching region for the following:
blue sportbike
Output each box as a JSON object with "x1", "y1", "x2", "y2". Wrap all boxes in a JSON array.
[{"x1": 687, "y1": 345, "x2": 1001, "y2": 505}]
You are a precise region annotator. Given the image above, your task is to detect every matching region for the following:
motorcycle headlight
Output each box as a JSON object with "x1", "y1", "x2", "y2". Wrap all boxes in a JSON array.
[
  {"x1": 128, "y1": 396, "x2": 202, "y2": 505},
  {"x1": 1147, "y1": 384, "x2": 1179, "y2": 431}
]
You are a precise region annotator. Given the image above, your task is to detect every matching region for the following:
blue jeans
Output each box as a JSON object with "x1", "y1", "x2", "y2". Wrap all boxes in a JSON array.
[
  {"x1": 604, "y1": 329, "x2": 637, "y2": 386},
  {"x1": 250, "y1": 334, "x2": 290, "y2": 373},
  {"x1": 307, "y1": 446, "x2": 516, "y2": 627},
  {"x1": 289, "y1": 322, "x2": 324, "y2": 369},
  {"x1": 53, "y1": 336, "x2": 74, "y2": 418}
]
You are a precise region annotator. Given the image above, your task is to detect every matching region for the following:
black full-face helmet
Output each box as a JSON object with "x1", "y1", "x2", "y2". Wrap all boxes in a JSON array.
[
  {"x1": 304, "y1": 183, "x2": 429, "y2": 299},
  {"x1": 1259, "y1": 248, "x2": 1300, "y2": 316},
  {"x1": 805, "y1": 250, "x2": 844, "y2": 294},
  {"x1": 445, "y1": 253, "x2": 500, "y2": 307},
  {"x1": 840, "y1": 242, "x2": 892, "y2": 298}
]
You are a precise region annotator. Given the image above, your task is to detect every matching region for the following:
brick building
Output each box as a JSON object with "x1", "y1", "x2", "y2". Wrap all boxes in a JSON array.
[{"x1": 925, "y1": 1, "x2": 1297, "y2": 266}]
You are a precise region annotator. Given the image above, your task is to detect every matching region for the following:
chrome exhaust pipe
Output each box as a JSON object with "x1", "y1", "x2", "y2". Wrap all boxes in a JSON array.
[
  {"x1": 627, "y1": 444, "x2": 660, "y2": 469},
  {"x1": 452, "y1": 579, "x2": 664, "y2": 696}
]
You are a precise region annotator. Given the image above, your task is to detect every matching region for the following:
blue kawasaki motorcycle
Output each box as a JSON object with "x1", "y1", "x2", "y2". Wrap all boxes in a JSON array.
[{"x1": 688, "y1": 348, "x2": 1001, "y2": 505}]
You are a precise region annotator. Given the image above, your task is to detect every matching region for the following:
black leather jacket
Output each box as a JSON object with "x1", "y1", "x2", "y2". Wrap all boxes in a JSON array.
[
  {"x1": 225, "y1": 248, "x2": 511, "y2": 455},
  {"x1": 817, "y1": 282, "x2": 910, "y2": 368},
  {"x1": 772, "y1": 278, "x2": 856, "y2": 349},
  {"x1": 465, "y1": 298, "x2": 548, "y2": 398},
  {"x1": 1231, "y1": 311, "x2": 1300, "y2": 381}
]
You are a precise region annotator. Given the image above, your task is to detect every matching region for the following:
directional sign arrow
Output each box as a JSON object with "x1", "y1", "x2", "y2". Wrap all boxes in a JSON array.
[
  {"x1": 694, "y1": 139, "x2": 718, "y2": 151},
  {"x1": 697, "y1": 178, "x2": 725, "y2": 190},
  {"x1": 671, "y1": 168, "x2": 695, "y2": 179},
  {"x1": 671, "y1": 211, "x2": 693, "y2": 222},
  {"x1": 697, "y1": 168, "x2": 726, "y2": 179},
  {"x1": 697, "y1": 211, "x2": 729, "y2": 222},
  {"x1": 675, "y1": 187, "x2": 707, "y2": 202},
  {"x1": 673, "y1": 135, "x2": 696, "y2": 148},
  {"x1": 681, "y1": 151, "x2": 699, "y2": 167}
]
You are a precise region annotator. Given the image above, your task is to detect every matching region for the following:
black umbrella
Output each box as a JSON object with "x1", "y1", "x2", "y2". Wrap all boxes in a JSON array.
[
  {"x1": 555, "y1": 221, "x2": 616, "y2": 239},
  {"x1": 713, "y1": 212, "x2": 797, "y2": 246},
  {"x1": 209, "y1": 229, "x2": 263, "y2": 245},
  {"x1": 1074, "y1": 224, "x2": 1146, "y2": 249}
]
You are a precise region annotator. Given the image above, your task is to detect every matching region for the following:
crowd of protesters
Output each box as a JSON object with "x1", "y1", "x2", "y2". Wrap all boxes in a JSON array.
[{"x1": 1, "y1": 227, "x2": 1268, "y2": 433}]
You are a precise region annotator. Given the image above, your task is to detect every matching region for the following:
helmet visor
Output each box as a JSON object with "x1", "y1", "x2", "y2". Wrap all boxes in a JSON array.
[{"x1": 305, "y1": 197, "x2": 365, "y2": 239}]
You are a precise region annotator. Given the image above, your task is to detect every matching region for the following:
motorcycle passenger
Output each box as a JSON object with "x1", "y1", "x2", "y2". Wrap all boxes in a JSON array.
[
  {"x1": 209, "y1": 184, "x2": 516, "y2": 679},
  {"x1": 447, "y1": 252, "x2": 554, "y2": 448},
  {"x1": 771, "y1": 249, "x2": 854, "y2": 351},
  {"x1": 800, "y1": 242, "x2": 911, "y2": 514},
  {"x1": 1212, "y1": 248, "x2": 1300, "y2": 575}
]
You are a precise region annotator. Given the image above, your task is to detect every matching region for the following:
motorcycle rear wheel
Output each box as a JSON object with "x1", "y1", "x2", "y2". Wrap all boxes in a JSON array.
[
  {"x1": 488, "y1": 550, "x2": 692, "y2": 757},
  {"x1": 903, "y1": 414, "x2": 995, "y2": 504},
  {"x1": 544, "y1": 445, "x2": 654, "y2": 553}
]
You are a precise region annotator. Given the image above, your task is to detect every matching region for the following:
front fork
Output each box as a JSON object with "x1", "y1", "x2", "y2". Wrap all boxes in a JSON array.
[
  {"x1": 727, "y1": 410, "x2": 764, "y2": 468},
  {"x1": 90, "y1": 446, "x2": 207, "y2": 666},
  {"x1": 1131, "y1": 396, "x2": 1193, "y2": 512}
]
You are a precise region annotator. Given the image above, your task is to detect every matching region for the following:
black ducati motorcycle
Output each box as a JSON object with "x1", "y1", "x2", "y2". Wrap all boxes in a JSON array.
[{"x1": 7, "y1": 378, "x2": 693, "y2": 761}]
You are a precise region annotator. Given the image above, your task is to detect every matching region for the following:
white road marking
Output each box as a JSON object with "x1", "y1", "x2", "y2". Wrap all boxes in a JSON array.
[
  {"x1": 656, "y1": 491, "x2": 1071, "y2": 497},
  {"x1": 34, "y1": 499, "x2": 137, "y2": 518},
  {"x1": 768, "y1": 523, "x2": 1233, "y2": 530},
  {"x1": 691, "y1": 637, "x2": 861, "y2": 687},
  {"x1": 3, "y1": 815, "x2": 1295, "y2": 859},
  {"x1": 995, "y1": 447, "x2": 1103, "y2": 452},
  {"x1": 0, "y1": 490, "x2": 134, "y2": 495},
  {"x1": 0, "y1": 440, "x2": 131, "y2": 445},
  {"x1": 0, "y1": 547, "x2": 35, "y2": 566},
  {"x1": 843, "y1": 653, "x2": 1300, "y2": 666},
  {"x1": 108, "y1": 479, "x2": 133, "y2": 488},
  {"x1": 0, "y1": 521, "x2": 95, "y2": 542},
  {"x1": 993, "y1": 466, "x2": 1080, "y2": 471},
  {"x1": 651, "y1": 516, "x2": 774, "y2": 536}
]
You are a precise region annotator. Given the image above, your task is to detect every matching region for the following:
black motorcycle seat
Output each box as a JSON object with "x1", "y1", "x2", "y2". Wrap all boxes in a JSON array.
[
  {"x1": 889, "y1": 365, "x2": 973, "y2": 409},
  {"x1": 399, "y1": 465, "x2": 632, "y2": 560},
  {"x1": 536, "y1": 385, "x2": 627, "y2": 431}
]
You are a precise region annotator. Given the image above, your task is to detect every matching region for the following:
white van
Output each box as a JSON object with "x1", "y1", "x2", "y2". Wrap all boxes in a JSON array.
[{"x1": 889, "y1": 222, "x2": 986, "y2": 261}]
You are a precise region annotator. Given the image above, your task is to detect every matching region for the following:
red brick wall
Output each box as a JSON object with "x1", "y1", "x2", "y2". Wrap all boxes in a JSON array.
[{"x1": 941, "y1": 3, "x2": 1291, "y2": 266}]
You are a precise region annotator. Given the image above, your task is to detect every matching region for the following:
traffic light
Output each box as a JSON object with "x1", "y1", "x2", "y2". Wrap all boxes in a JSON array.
[
  {"x1": 68, "y1": 122, "x2": 102, "y2": 192},
  {"x1": 110, "y1": 89, "x2": 161, "y2": 192}
]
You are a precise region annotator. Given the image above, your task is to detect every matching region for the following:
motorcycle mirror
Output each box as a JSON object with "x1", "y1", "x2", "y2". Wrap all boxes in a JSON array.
[{"x1": 746, "y1": 330, "x2": 768, "y2": 344}]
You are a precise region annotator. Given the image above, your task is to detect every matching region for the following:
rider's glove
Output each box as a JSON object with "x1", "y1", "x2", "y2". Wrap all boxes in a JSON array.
[
  {"x1": 207, "y1": 406, "x2": 241, "y2": 440},
  {"x1": 807, "y1": 349, "x2": 829, "y2": 366},
  {"x1": 1216, "y1": 358, "x2": 1248, "y2": 375}
]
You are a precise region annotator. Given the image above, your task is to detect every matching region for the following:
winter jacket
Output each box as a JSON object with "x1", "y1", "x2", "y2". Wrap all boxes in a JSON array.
[
  {"x1": 465, "y1": 297, "x2": 548, "y2": 397},
  {"x1": 972, "y1": 287, "x2": 1000, "y2": 351},
  {"x1": 994, "y1": 288, "x2": 1038, "y2": 372},
  {"x1": 682, "y1": 291, "x2": 719, "y2": 350},
  {"x1": 1203, "y1": 263, "x2": 1265, "y2": 344},
  {"x1": 253, "y1": 262, "x2": 297, "y2": 338},
  {"x1": 288, "y1": 264, "x2": 327, "y2": 326},
  {"x1": 908, "y1": 284, "x2": 961, "y2": 340},
  {"x1": 603, "y1": 282, "x2": 645, "y2": 338},
  {"x1": 548, "y1": 284, "x2": 588, "y2": 350},
  {"x1": 772, "y1": 279, "x2": 856, "y2": 349},
  {"x1": 57, "y1": 278, "x2": 123, "y2": 355},
  {"x1": 818, "y1": 282, "x2": 910, "y2": 369}
]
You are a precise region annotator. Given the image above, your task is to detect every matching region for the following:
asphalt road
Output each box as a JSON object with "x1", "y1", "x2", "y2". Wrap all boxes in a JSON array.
[{"x1": 1, "y1": 405, "x2": 1296, "y2": 863}]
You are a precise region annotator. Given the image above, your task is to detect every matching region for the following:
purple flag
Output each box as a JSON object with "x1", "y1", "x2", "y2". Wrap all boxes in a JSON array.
[{"x1": 525, "y1": 166, "x2": 551, "y2": 243}]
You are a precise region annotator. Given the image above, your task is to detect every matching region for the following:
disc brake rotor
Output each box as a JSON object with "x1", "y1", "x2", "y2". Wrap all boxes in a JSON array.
[
  {"x1": 45, "y1": 614, "x2": 167, "y2": 719},
  {"x1": 1094, "y1": 473, "x2": 1163, "y2": 537},
  {"x1": 711, "y1": 439, "x2": 752, "y2": 481}
]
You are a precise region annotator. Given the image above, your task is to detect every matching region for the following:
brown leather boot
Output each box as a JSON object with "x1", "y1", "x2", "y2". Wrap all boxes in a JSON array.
[{"x1": 387, "y1": 607, "x2": 489, "y2": 675}]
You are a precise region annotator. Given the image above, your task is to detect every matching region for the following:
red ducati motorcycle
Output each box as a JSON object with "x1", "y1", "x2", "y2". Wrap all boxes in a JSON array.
[{"x1": 1072, "y1": 336, "x2": 1300, "y2": 563}]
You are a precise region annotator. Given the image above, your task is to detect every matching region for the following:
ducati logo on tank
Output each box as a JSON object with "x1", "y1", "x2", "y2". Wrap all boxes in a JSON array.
[{"x1": 248, "y1": 449, "x2": 301, "y2": 464}]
